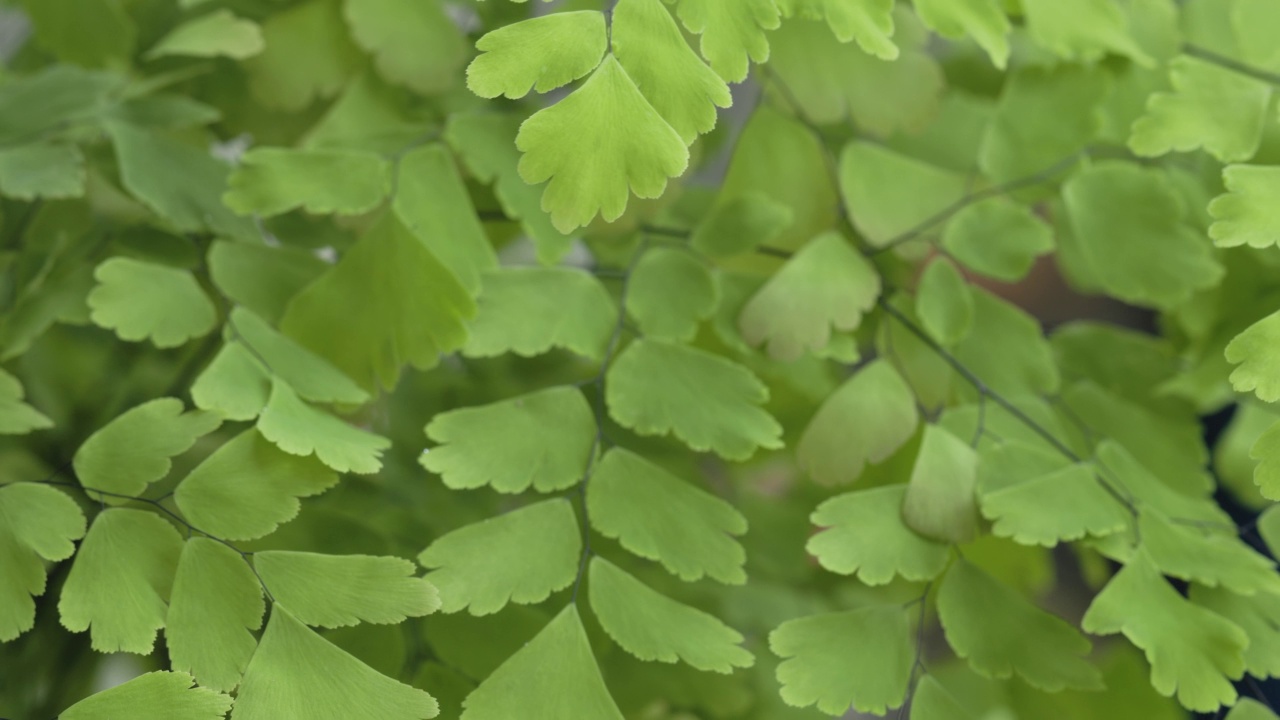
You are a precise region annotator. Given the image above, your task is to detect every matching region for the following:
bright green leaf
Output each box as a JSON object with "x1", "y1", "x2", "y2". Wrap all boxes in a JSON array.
[
  {"x1": 257, "y1": 380, "x2": 390, "y2": 475},
  {"x1": 941, "y1": 197, "x2": 1054, "y2": 282},
  {"x1": 1139, "y1": 509, "x2": 1280, "y2": 596},
  {"x1": 627, "y1": 247, "x2": 719, "y2": 342},
  {"x1": 902, "y1": 424, "x2": 981, "y2": 545},
  {"x1": 913, "y1": 0, "x2": 1009, "y2": 68},
  {"x1": 191, "y1": 342, "x2": 272, "y2": 421},
  {"x1": 808, "y1": 485, "x2": 949, "y2": 585},
  {"x1": 61, "y1": 671, "x2": 231, "y2": 720},
  {"x1": 1191, "y1": 585, "x2": 1280, "y2": 681},
  {"x1": 146, "y1": 9, "x2": 264, "y2": 60},
  {"x1": 916, "y1": 257, "x2": 972, "y2": 346},
  {"x1": 1251, "y1": 419, "x2": 1280, "y2": 501},
  {"x1": 255, "y1": 551, "x2": 439, "y2": 628},
  {"x1": 223, "y1": 148, "x2": 391, "y2": 218},
  {"x1": 463, "y1": 267, "x2": 616, "y2": 359},
  {"x1": 776, "y1": 0, "x2": 898, "y2": 59},
  {"x1": 1211, "y1": 165, "x2": 1280, "y2": 249},
  {"x1": 1129, "y1": 56, "x2": 1271, "y2": 162},
  {"x1": 1226, "y1": 310, "x2": 1280, "y2": 403},
  {"x1": 839, "y1": 141, "x2": 966, "y2": 248},
  {"x1": 467, "y1": 12, "x2": 607, "y2": 99},
  {"x1": 0, "y1": 483, "x2": 84, "y2": 641},
  {"x1": 1019, "y1": 0, "x2": 1150, "y2": 64},
  {"x1": 88, "y1": 258, "x2": 217, "y2": 348},
  {"x1": 667, "y1": 0, "x2": 781, "y2": 82},
  {"x1": 980, "y1": 462, "x2": 1130, "y2": 546}
]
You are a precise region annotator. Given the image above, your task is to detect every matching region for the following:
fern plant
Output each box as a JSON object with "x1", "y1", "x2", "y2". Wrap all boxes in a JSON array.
[{"x1": 3, "y1": 0, "x2": 1280, "y2": 718}]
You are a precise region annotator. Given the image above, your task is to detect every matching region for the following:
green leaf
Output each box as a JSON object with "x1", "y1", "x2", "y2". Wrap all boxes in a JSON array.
[
  {"x1": 613, "y1": 0, "x2": 732, "y2": 143},
  {"x1": 839, "y1": 141, "x2": 966, "y2": 248},
  {"x1": 463, "y1": 267, "x2": 617, "y2": 360},
  {"x1": 422, "y1": 387, "x2": 596, "y2": 494},
  {"x1": 979, "y1": 462, "x2": 1130, "y2": 546},
  {"x1": 941, "y1": 197, "x2": 1054, "y2": 282},
  {"x1": 233, "y1": 605, "x2": 438, "y2": 720},
  {"x1": 0, "y1": 143, "x2": 85, "y2": 200},
  {"x1": 1139, "y1": 509, "x2": 1280, "y2": 596},
  {"x1": 460, "y1": 604, "x2": 624, "y2": 720},
  {"x1": 1129, "y1": 55, "x2": 1271, "y2": 162},
  {"x1": 208, "y1": 240, "x2": 329, "y2": 325},
  {"x1": 516, "y1": 55, "x2": 688, "y2": 233},
  {"x1": 166, "y1": 537, "x2": 265, "y2": 692},
  {"x1": 1019, "y1": 0, "x2": 1150, "y2": 64},
  {"x1": 191, "y1": 342, "x2": 272, "y2": 421},
  {"x1": 807, "y1": 485, "x2": 949, "y2": 585},
  {"x1": 223, "y1": 148, "x2": 392, "y2": 218},
  {"x1": 175, "y1": 429, "x2": 338, "y2": 541},
  {"x1": 257, "y1": 379, "x2": 391, "y2": 475},
  {"x1": 668, "y1": 0, "x2": 781, "y2": 82},
  {"x1": 107, "y1": 121, "x2": 255, "y2": 239},
  {"x1": 627, "y1": 247, "x2": 719, "y2": 342},
  {"x1": 418, "y1": 499, "x2": 581, "y2": 616},
  {"x1": 913, "y1": 0, "x2": 1009, "y2": 69},
  {"x1": 1096, "y1": 440, "x2": 1230, "y2": 527},
  {"x1": 1226, "y1": 699, "x2": 1280, "y2": 720},
  {"x1": 902, "y1": 424, "x2": 981, "y2": 545},
  {"x1": 770, "y1": 605, "x2": 913, "y2": 715},
  {"x1": 244, "y1": 0, "x2": 362, "y2": 111},
  {"x1": 280, "y1": 214, "x2": 474, "y2": 391},
  {"x1": 1226, "y1": 310, "x2": 1280, "y2": 402},
  {"x1": 88, "y1": 258, "x2": 217, "y2": 348},
  {"x1": 59, "y1": 508, "x2": 184, "y2": 654},
  {"x1": 393, "y1": 144, "x2": 498, "y2": 296},
  {"x1": 228, "y1": 307, "x2": 369, "y2": 406},
  {"x1": 1082, "y1": 550, "x2": 1247, "y2": 712},
  {"x1": 739, "y1": 231, "x2": 880, "y2": 361},
  {"x1": 776, "y1": 0, "x2": 898, "y2": 59},
  {"x1": 1211, "y1": 165, "x2": 1280, "y2": 249},
  {"x1": 146, "y1": 9, "x2": 264, "y2": 60},
  {"x1": 0, "y1": 369, "x2": 53, "y2": 435},
  {"x1": 952, "y1": 288, "x2": 1060, "y2": 398},
  {"x1": 798, "y1": 360, "x2": 919, "y2": 485},
  {"x1": 588, "y1": 557, "x2": 752, "y2": 673},
  {"x1": 255, "y1": 551, "x2": 439, "y2": 628},
  {"x1": 910, "y1": 675, "x2": 974, "y2": 720},
  {"x1": 60, "y1": 671, "x2": 232, "y2": 720},
  {"x1": 0, "y1": 483, "x2": 84, "y2": 641},
  {"x1": 606, "y1": 338, "x2": 782, "y2": 460},
  {"x1": 74, "y1": 398, "x2": 220, "y2": 503},
  {"x1": 938, "y1": 559, "x2": 1102, "y2": 691},
  {"x1": 588, "y1": 447, "x2": 747, "y2": 584},
  {"x1": 467, "y1": 11, "x2": 607, "y2": 99},
  {"x1": 690, "y1": 192, "x2": 793, "y2": 258},
  {"x1": 1191, "y1": 585, "x2": 1280, "y2": 681},
  {"x1": 916, "y1": 257, "x2": 972, "y2": 346},
  {"x1": 1252, "y1": 419, "x2": 1280, "y2": 501},
  {"x1": 343, "y1": 0, "x2": 465, "y2": 96}
]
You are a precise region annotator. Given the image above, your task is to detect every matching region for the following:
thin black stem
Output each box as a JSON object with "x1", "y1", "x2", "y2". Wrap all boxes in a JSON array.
[
  {"x1": 1184, "y1": 43, "x2": 1280, "y2": 86},
  {"x1": 896, "y1": 583, "x2": 933, "y2": 719}
]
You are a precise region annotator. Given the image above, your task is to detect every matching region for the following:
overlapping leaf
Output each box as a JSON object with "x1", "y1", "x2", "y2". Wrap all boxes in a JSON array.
[
  {"x1": 798, "y1": 360, "x2": 918, "y2": 485},
  {"x1": 1211, "y1": 165, "x2": 1280, "y2": 249},
  {"x1": 88, "y1": 258, "x2": 218, "y2": 348},
  {"x1": 808, "y1": 485, "x2": 949, "y2": 585},
  {"x1": 255, "y1": 551, "x2": 439, "y2": 627},
  {"x1": 61, "y1": 671, "x2": 231, "y2": 720},
  {"x1": 467, "y1": 11, "x2": 607, "y2": 99},
  {"x1": 257, "y1": 380, "x2": 391, "y2": 474},
  {"x1": 902, "y1": 425, "x2": 981, "y2": 545},
  {"x1": 463, "y1": 267, "x2": 616, "y2": 360},
  {"x1": 0, "y1": 369, "x2": 52, "y2": 435},
  {"x1": 0, "y1": 483, "x2": 84, "y2": 641},
  {"x1": 667, "y1": 0, "x2": 781, "y2": 82}
]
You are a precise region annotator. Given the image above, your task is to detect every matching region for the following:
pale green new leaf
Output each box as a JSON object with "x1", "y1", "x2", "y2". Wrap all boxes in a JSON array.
[
  {"x1": 913, "y1": 0, "x2": 1009, "y2": 68},
  {"x1": 468, "y1": 12, "x2": 606, "y2": 99},
  {"x1": 280, "y1": 214, "x2": 474, "y2": 391},
  {"x1": 613, "y1": 0, "x2": 732, "y2": 143},
  {"x1": 393, "y1": 144, "x2": 497, "y2": 295},
  {"x1": 258, "y1": 380, "x2": 390, "y2": 475},
  {"x1": 587, "y1": 447, "x2": 747, "y2": 584},
  {"x1": 902, "y1": 424, "x2": 981, "y2": 545},
  {"x1": 1211, "y1": 165, "x2": 1280, "y2": 249},
  {"x1": 422, "y1": 387, "x2": 596, "y2": 494},
  {"x1": 516, "y1": 56, "x2": 688, "y2": 233},
  {"x1": 224, "y1": 148, "x2": 391, "y2": 218},
  {"x1": 0, "y1": 369, "x2": 52, "y2": 434},
  {"x1": 1129, "y1": 56, "x2": 1271, "y2": 163},
  {"x1": 916, "y1": 257, "x2": 972, "y2": 346},
  {"x1": 840, "y1": 141, "x2": 966, "y2": 248},
  {"x1": 146, "y1": 9, "x2": 264, "y2": 60},
  {"x1": 808, "y1": 485, "x2": 949, "y2": 585},
  {"x1": 942, "y1": 197, "x2": 1054, "y2": 282},
  {"x1": 0, "y1": 143, "x2": 84, "y2": 200},
  {"x1": 606, "y1": 339, "x2": 782, "y2": 460},
  {"x1": 739, "y1": 231, "x2": 880, "y2": 361},
  {"x1": 175, "y1": 429, "x2": 338, "y2": 541},
  {"x1": 1062, "y1": 162, "x2": 1222, "y2": 310},
  {"x1": 166, "y1": 537, "x2": 265, "y2": 692},
  {"x1": 88, "y1": 258, "x2": 217, "y2": 348},
  {"x1": 1019, "y1": 0, "x2": 1150, "y2": 64},
  {"x1": 0, "y1": 483, "x2": 84, "y2": 641},
  {"x1": 460, "y1": 605, "x2": 624, "y2": 720},
  {"x1": 668, "y1": 0, "x2": 781, "y2": 82},
  {"x1": 938, "y1": 559, "x2": 1102, "y2": 691},
  {"x1": 255, "y1": 551, "x2": 439, "y2": 627},
  {"x1": 74, "y1": 397, "x2": 220, "y2": 502},
  {"x1": 627, "y1": 247, "x2": 719, "y2": 341},
  {"x1": 690, "y1": 192, "x2": 792, "y2": 258},
  {"x1": 418, "y1": 499, "x2": 580, "y2": 616},
  {"x1": 980, "y1": 463, "x2": 1130, "y2": 546},
  {"x1": 191, "y1": 342, "x2": 271, "y2": 421},
  {"x1": 776, "y1": 0, "x2": 898, "y2": 59},
  {"x1": 771, "y1": 605, "x2": 913, "y2": 716},
  {"x1": 798, "y1": 360, "x2": 918, "y2": 485},
  {"x1": 59, "y1": 509, "x2": 184, "y2": 654},
  {"x1": 1252, "y1": 419, "x2": 1280, "y2": 500},
  {"x1": 343, "y1": 0, "x2": 465, "y2": 96},
  {"x1": 228, "y1": 307, "x2": 368, "y2": 406},
  {"x1": 1226, "y1": 310, "x2": 1280, "y2": 402},
  {"x1": 588, "y1": 557, "x2": 752, "y2": 673},
  {"x1": 1191, "y1": 585, "x2": 1280, "y2": 681},
  {"x1": 61, "y1": 671, "x2": 231, "y2": 720},
  {"x1": 1139, "y1": 509, "x2": 1280, "y2": 596},
  {"x1": 233, "y1": 605, "x2": 438, "y2": 720},
  {"x1": 1082, "y1": 551, "x2": 1247, "y2": 712},
  {"x1": 464, "y1": 267, "x2": 616, "y2": 359}
]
